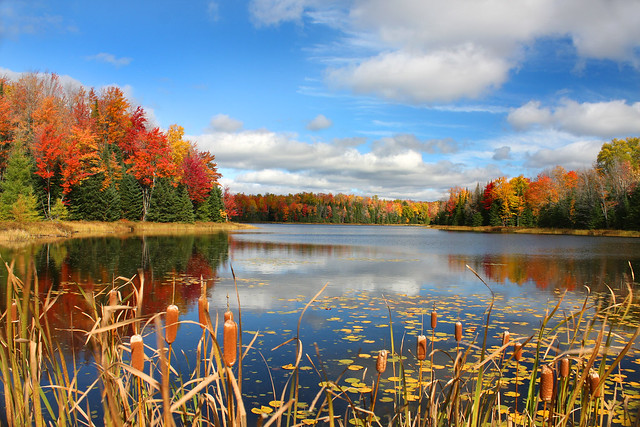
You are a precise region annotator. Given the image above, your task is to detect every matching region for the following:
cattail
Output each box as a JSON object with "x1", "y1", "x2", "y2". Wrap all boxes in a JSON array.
[
  {"x1": 198, "y1": 296, "x2": 209, "y2": 328},
  {"x1": 455, "y1": 321, "x2": 462, "y2": 342},
  {"x1": 10, "y1": 300, "x2": 18, "y2": 323},
  {"x1": 502, "y1": 330, "x2": 510, "y2": 347},
  {"x1": 416, "y1": 335, "x2": 427, "y2": 360},
  {"x1": 513, "y1": 343, "x2": 523, "y2": 361},
  {"x1": 109, "y1": 289, "x2": 119, "y2": 306},
  {"x1": 376, "y1": 350, "x2": 388, "y2": 374},
  {"x1": 430, "y1": 310, "x2": 437, "y2": 329},
  {"x1": 589, "y1": 371, "x2": 601, "y2": 398},
  {"x1": 223, "y1": 310, "x2": 238, "y2": 366},
  {"x1": 165, "y1": 305, "x2": 179, "y2": 344},
  {"x1": 131, "y1": 334, "x2": 144, "y2": 371},
  {"x1": 560, "y1": 357, "x2": 570, "y2": 378},
  {"x1": 539, "y1": 365, "x2": 553, "y2": 402}
]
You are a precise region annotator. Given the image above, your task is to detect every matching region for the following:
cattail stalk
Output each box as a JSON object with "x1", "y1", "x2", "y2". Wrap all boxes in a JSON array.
[
  {"x1": 540, "y1": 365, "x2": 553, "y2": 426},
  {"x1": 131, "y1": 334, "x2": 145, "y2": 426},
  {"x1": 417, "y1": 335, "x2": 427, "y2": 361},
  {"x1": 165, "y1": 305, "x2": 179, "y2": 369},
  {"x1": 513, "y1": 342, "x2": 523, "y2": 415},
  {"x1": 430, "y1": 309, "x2": 437, "y2": 386},
  {"x1": 198, "y1": 296, "x2": 209, "y2": 331},
  {"x1": 165, "y1": 305, "x2": 179, "y2": 345},
  {"x1": 223, "y1": 310, "x2": 238, "y2": 367},
  {"x1": 370, "y1": 350, "x2": 388, "y2": 424}
]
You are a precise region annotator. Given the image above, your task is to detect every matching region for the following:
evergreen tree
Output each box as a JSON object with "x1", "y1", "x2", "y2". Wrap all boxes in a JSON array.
[
  {"x1": 175, "y1": 185, "x2": 195, "y2": 223},
  {"x1": 147, "y1": 178, "x2": 178, "y2": 222},
  {"x1": 207, "y1": 185, "x2": 224, "y2": 222},
  {"x1": 68, "y1": 174, "x2": 103, "y2": 220},
  {"x1": 120, "y1": 173, "x2": 143, "y2": 220},
  {"x1": 194, "y1": 200, "x2": 211, "y2": 221},
  {"x1": 0, "y1": 147, "x2": 40, "y2": 221},
  {"x1": 101, "y1": 184, "x2": 121, "y2": 222}
]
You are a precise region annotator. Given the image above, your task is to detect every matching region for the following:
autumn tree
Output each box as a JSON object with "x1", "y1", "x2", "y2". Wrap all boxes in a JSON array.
[{"x1": 121, "y1": 109, "x2": 175, "y2": 220}]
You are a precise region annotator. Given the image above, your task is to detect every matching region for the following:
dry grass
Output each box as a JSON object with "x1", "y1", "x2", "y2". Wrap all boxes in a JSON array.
[
  {"x1": 429, "y1": 224, "x2": 640, "y2": 238},
  {"x1": 0, "y1": 220, "x2": 255, "y2": 248}
]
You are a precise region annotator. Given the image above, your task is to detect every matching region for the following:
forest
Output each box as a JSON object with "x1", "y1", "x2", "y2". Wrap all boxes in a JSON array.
[
  {"x1": 1, "y1": 72, "x2": 639, "y2": 231},
  {"x1": 434, "y1": 137, "x2": 640, "y2": 230},
  {"x1": 0, "y1": 72, "x2": 224, "y2": 223},
  {"x1": 224, "y1": 137, "x2": 640, "y2": 231}
]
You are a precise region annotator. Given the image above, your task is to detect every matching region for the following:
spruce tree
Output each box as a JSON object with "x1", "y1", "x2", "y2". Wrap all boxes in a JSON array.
[
  {"x1": 0, "y1": 147, "x2": 40, "y2": 221},
  {"x1": 101, "y1": 184, "x2": 121, "y2": 222},
  {"x1": 147, "y1": 178, "x2": 178, "y2": 222},
  {"x1": 175, "y1": 185, "x2": 195, "y2": 223},
  {"x1": 207, "y1": 185, "x2": 224, "y2": 222},
  {"x1": 120, "y1": 173, "x2": 143, "y2": 221},
  {"x1": 68, "y1": 174, "x2": 103, "y2": 220}
]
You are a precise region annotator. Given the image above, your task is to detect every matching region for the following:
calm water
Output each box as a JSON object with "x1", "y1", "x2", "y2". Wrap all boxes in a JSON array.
[{"x1": 2, "y1": 224, "x2": 640, "y2": 421}]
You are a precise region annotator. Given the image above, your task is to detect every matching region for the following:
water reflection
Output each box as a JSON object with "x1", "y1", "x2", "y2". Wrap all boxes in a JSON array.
[{"x1": 0, "y1": 232, "x2": 230, "y2": 352}]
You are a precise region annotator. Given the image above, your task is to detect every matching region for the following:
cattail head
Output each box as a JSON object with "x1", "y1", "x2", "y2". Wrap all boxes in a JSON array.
[
  {"x1": 513, "y1": 343, "x2": 523, "y2": 362},
  {"x1": 417, "y1": 335, "x2": 427, "y2": 361},
  {"x1": 502, "y1": 330, "x2": 510, "y2": 347},
  {"x1": 376, "y1": 350, "x2": 388, "y2": 374},
  {"x1": 198, "y1": 296, "x2": 209, "y2": 329},
  {"x1": 560, "y1": 357, "x2": 570, "y2": 378},
  {"x1": 130, "y1": 334, "x2": 144, "y2": 372},
  {"x1": 223, "y1": 311, "x2": 238, "y2": 366},
  {"x1": 539, "y1": 365, "x2": 554, "y2": 402},
  {"x1": 455, "y1": 322, "x2": 463, "y2": 342},
  {"x1": 10, "y1": 300, "x2": 18, "y2": 323},
  {"x1": 589, "y1": 371, "x2": 601, "y2": 398},
  {"x1": 430, "y1": 310, "x2": 437, "y2": 330},
  {"x1": 165, "y1": 305, "x2": 179, "y2": 344},
  {"x1": 109, "y1": 289, "x2": 119, "y2": 306}
]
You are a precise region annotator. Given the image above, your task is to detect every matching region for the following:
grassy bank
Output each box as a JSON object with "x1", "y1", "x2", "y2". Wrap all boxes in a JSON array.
[
  {"x1": 0, "y1": 220, "x2": 254, "y2": 248},
  {"x1": 429, "y1": 224, "x2": 640, "y2": 238}
]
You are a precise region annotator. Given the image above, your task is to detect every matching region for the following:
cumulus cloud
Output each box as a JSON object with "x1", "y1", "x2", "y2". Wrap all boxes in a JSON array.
[
  {"x1": 86, "y1": 53, "x2": 132, "y2": 68},
  {"x1": 250, "y1": 0, "x2": 640, "y2": 103},
  {"x1": 508, "y1": 99, "x2": 640, "y2": 137},
  {"x1": 209, "y1": 114, "x2": 243, "y2": 133},
  {"x1": 327, "y1": 46, "x2": 510, "y2": 103},
  {"x1": 306, "y1": 114, "x2": 332, "y2": 131},
  {"x1": 524, "y1": 139, "x2": 603, "y2": 170},
  {"x1": 194, "y1": 129, "x2": 499, "y2": 200}
]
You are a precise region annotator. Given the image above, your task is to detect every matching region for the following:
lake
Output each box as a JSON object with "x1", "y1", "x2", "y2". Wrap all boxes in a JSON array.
[{"x1": 2, "y1": 223, "x2": 639, "y2": 424}]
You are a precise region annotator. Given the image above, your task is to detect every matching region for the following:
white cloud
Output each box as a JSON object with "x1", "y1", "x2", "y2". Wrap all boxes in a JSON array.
[
  {"x1": 86, "y1": 53, "x2": 132, "y2": 68},
  {"x1": 249, "y1": 0, "x2": 307, "y2": 26},
  {"x1": 306, "y1": 114, "x2": 332, "y2": 131},
  {"x1": 524, "y1": 139, "x2": 603, "y2": 170},
  {"x1": 327, "y1": 46, "x2": 510, "y2": 103},
  {"x1": 250, "y1": 1, "x2": 640, "y2": 103},
  {"x1": 209, "y1": 114, "x2": 244, "y2": 133},
  {"x1": 509, "y1": 99, "x2": 640, "y2": 137},
  {"x1": 194, "y1": 129, "x2": 501, "y2": 200}
]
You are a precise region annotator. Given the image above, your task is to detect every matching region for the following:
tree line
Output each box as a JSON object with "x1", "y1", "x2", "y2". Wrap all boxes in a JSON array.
[
  {"x1": 0, "y1": 72, "x2": 224, "y2": 223},
  {"x1": 225, "y1": 192, "x2": 439, "y2": 224},
  {"x1": 434, "y1": 137, "x2": 640, "y2": 230}
]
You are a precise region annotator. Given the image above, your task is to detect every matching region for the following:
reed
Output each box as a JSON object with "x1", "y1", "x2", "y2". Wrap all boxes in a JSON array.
[{"x1": 0, "y1": 261, "x2": 638, "y2": 427}]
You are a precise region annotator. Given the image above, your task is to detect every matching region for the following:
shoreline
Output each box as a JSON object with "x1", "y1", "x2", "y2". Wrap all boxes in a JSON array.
[
  {"x1": 428, "y1": 224, "x2": 640, "y2": 238},
  {"x1": 0, "y1": 220, "x2": 256, "y2": 248}
]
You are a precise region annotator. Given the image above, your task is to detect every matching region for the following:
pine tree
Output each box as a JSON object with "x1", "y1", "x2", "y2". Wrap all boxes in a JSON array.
[
  {"x1": 147, "y1": 178, "x2": 178, "y2": 222},
  {"x1": 120, "y1": 173, "x2": 143, "y2": 220},
  {"x1": 207, "y1": 185, "x2": 224, "y2": 222},
  {"x1": 68, "y1": 174, "x2": 103, "y2": 220},
  {"x1": 0, "y1": 147, "x2": 40, "y2": 221},
  {"x1": 175, "y1": 185, "x2": 195, "y2": 223},
  {"x1": 101, "y1": 184, "x2": 121, "y2": 222}
]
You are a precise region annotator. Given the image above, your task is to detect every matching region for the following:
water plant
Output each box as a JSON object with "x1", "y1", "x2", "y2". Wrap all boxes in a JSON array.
[{"x1": 0, "y1": 260, "x2": 638, "y2": 426}]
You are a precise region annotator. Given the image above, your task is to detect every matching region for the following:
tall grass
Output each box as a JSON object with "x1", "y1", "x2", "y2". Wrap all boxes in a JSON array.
[{"x1": 0, "y1": 260, "x2": 638, "y2": 426}]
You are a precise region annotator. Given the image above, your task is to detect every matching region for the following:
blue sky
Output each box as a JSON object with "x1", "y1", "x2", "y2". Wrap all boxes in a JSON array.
[{"x1": 1, "y1": 0, "x2": 640, "y2": 201}]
